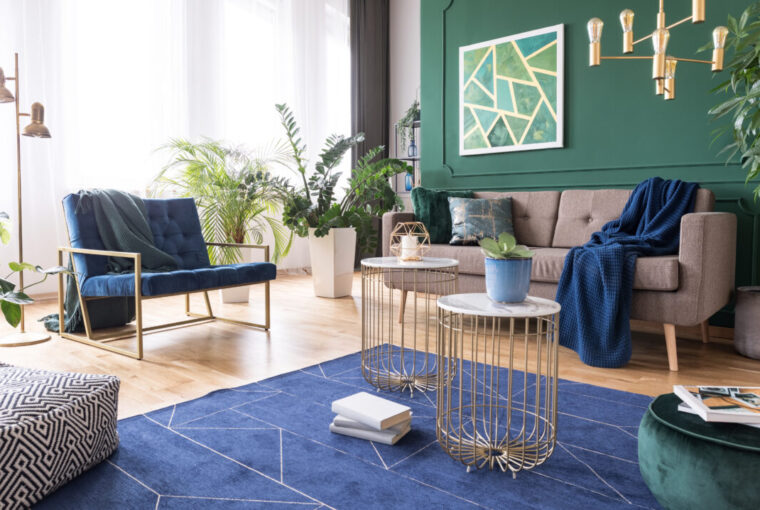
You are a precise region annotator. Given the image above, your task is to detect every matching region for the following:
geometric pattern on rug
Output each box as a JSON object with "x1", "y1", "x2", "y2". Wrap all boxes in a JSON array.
[{"x1": 36, "y1": 351, "x2": 660, "y2": 509}]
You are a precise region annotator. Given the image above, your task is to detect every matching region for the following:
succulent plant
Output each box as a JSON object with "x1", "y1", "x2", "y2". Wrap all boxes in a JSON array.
[{"x1": 479, "y1": 232, "x2": 534, "y2": 259}]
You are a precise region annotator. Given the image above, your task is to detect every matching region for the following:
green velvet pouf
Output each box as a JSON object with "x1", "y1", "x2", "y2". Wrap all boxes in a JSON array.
[{"x1": 638, "y1": 393, "x2": 760, "y2": 510}]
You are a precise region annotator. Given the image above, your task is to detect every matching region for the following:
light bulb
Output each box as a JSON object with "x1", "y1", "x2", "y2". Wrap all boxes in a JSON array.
[
  {"x1": 664, "y1": 57, "x2": 677, "y2": 100},
  {"x1": 712, "y1": 26, "x2": 729, "y2": 71},
  {"x1": 692, "y1": 0, "x2": 705, "y2": 24},
  {"x1": 587, "y1": 18, "x2": 604, "y2": 43},
  {"x1": 620, "y1": 9, "x2": 635, "y2": 53},
  {"x1": 651, "y1": 28, "x2": 670, "y2": 79},
  {"x1": 588, "y1": 18, "x2": 604, "y2": 66}
]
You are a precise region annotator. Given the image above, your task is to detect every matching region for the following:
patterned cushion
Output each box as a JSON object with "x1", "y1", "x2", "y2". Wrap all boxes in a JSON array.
[
  {"x1": 448, "y1": 197, "x2": 514, "y2": 245},
  {"x1": 0, "y1": 363, "x2": 119, "y2": 507},
  {"x1": 411, "y1": 187, "x2": 474, "y2": 244}
]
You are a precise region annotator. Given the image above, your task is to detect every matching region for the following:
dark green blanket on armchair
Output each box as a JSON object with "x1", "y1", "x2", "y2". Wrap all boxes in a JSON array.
[{"x1": 43, "y1": 189, "x2": 178, "y2": 333}]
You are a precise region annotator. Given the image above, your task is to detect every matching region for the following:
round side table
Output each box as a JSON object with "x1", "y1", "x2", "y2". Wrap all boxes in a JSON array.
[
  {"x1": 436, "y1": 293, "x2": 560, "y2": 476},
  {"x1": 361, "y1": 257, "x2": 458, "y2": 394}
]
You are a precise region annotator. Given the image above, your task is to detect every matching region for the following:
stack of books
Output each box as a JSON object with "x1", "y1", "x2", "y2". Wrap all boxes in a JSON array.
[
  {"x1": 674, "y1": 385, "x2": 760, "y2": 428},
  {"x1": 330, "y1": 391, "x2": 412, "y2": 445}
]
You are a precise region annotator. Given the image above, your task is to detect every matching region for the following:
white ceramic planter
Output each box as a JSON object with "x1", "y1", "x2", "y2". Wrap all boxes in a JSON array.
[
  {"x1": 308, "y1": 227, "x2": 357, "y2": 298},
  {"x1": 220, "y1": 247, "x2": 251, "y2": 303}
]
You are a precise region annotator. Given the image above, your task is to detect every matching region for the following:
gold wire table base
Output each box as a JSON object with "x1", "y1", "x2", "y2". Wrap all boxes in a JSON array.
[
  {"x1": 436, "y1": 294, "x2": 560, "y2": 476},
  {"x1": 361, "y1": 257, "x2": 459, "y2": 395}
]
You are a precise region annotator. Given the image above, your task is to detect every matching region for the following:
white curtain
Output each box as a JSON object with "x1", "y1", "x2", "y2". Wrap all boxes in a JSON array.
[{"x1": 0, "y1": 0, "x2": 351, "y2": 293}]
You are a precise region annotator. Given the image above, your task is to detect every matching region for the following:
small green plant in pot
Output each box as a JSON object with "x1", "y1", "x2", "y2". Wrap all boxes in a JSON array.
[{"x1": 479, "y1": 232, "x2": 534, "y2": 303}]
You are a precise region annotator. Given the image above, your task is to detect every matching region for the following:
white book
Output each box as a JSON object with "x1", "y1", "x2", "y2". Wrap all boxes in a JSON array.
[
  {"x1": 331, "y1": 392, "x2": 411, "y2": 431},
  {"x1": 674, "y1": 385, "x2": 760, "y2": 424},
  {"x1": 677, "y1": 402, "x2": 760, "y2": 429},
  {"x1": 333, "y1": 414, "x2": 411, "y2": 433},
  {"x1": 330, "y1": 420, "x2": 411, "y2": 445}
]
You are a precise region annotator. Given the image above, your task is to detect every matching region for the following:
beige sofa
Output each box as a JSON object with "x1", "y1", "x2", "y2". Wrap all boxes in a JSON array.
[{"x1": 382, "y1": 188, "x2": 737, "y2": 371}]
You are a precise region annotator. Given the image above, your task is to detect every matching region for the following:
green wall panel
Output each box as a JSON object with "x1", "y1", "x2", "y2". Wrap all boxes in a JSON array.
[{"x1": 420, "y1": 0, "x2": 758, "y2": 326}]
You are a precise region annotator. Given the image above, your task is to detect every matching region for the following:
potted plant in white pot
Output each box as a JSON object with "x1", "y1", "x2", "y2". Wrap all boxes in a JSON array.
[
  {"x1": 154, "y1": 139, "x2": 293, "y2": 303},
  {"x1": 275, "y1": 104, "x2": 410, "y2": 298},
  {"x1": 479, "y1": 232, "x2": 534, "y2": 303}
]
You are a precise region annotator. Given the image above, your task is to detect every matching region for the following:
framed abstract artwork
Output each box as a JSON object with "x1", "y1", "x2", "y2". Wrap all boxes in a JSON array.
[{"x1": 459, "y1": 24, "x2": 564, "y2": 155}]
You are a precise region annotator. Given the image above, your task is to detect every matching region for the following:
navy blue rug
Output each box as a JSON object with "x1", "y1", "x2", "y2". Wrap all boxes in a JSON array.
[{"x1": 37, "y1": 351, "x2": 659, "y2": 509}]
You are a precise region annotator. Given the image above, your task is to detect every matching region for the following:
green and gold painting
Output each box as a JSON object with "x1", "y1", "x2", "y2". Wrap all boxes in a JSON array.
[{"x1": 459, "y1": 24, "x2": 563, "y2": 155}]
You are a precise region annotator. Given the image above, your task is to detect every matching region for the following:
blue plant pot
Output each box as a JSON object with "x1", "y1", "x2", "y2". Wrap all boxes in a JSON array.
[{"x1": 484, "y1": 257, "x2": 532, "y2": 303}]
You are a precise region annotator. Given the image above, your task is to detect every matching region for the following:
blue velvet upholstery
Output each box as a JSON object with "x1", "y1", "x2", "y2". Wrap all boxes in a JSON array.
[
  {"x1": 62, "y1": 193, "x2": 276, "y2": 297},
  {"x1": 80, "y1": 263, "x2": 277, "y2": 297}
]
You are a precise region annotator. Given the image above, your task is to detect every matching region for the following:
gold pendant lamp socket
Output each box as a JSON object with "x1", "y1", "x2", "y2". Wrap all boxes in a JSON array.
[
  {"x1": 587, "y1": 18, "x2": 603, "y2": 66},
  {"x1": 620, "y1": 9, "x2": 635, "y2": 53},
  {"x1": 587, "y1": 1, "x2": 727, "y2": 102}
]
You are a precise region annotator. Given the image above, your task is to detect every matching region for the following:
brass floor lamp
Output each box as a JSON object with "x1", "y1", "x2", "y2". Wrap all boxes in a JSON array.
[{"x1": 0, "y1": 52, "x2": 52, "y2": 347}]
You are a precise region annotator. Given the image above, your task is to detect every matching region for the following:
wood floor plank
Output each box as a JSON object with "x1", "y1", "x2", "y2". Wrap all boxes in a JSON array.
[{"x1": 1, "y1": 273, "x2": 759, "y2": 419}]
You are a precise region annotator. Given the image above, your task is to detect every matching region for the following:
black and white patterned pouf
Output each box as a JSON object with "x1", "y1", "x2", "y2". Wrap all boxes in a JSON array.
[{"x1": 0, "y1": 363, "x2": 119, "y2": 508}]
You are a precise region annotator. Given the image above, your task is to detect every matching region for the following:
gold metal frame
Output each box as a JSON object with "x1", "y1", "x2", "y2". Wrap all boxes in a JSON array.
[
  {"x1": 56, "y1": 241, "x2": 271, "y2": 360},
  {"x1": 436, "y1": 309, "x2": 559, "y2": 476},
  {"x1": 361, "y1": 261, "x2": 458, "y2": 394},
  {"x1": 588, "y1": 0, "x2": 727, "y2": 101}
]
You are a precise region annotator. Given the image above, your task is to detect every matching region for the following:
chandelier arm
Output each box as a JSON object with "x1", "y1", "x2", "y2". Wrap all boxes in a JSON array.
[
  {"x1": 600, "y1": 56, "x2": 653, "y2": 60},
  {"x1": 671, "y1": 57, "x2": 714, "y2": 65},
  {"x1": 632, "y1": 16, "x2": 692, "y2": 47}
]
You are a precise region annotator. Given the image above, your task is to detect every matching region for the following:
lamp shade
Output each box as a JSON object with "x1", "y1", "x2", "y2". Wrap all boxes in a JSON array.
[
  {"x1": 21, "y1": 102, "x2": 51, "y2": 138},
  {"x1": 0, "y1": 68, "x2": 15, "y2": 103}
]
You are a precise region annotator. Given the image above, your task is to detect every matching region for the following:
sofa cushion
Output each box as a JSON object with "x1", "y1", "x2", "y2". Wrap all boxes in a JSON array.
[
  {"x1": 411, "y1": 187, "x2": 473, "y2": 243},
  {"x1": 552, "y1": 189, "x2": 632, "y2": 247},
  {"x1": 432, "y1": 244, "x2": 678, "y2": 291},
  {"x1": 80, "y1": 262, "x2": 277, "y2": 297},
  {"x1": 427, "y1": 244, "x2": 486, "y2": 274},
  {"x1": 531, "y1": 247, "x2": 679, "y2": 291},
  {"x1": 448, "y1": 197, "x2": 513, "y2": 244},
  {"x1": 473, "y1": 191, "x2": 560, "y2": 247}
]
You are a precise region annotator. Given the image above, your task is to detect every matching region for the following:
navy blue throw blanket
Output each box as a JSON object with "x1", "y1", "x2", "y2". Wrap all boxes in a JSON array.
[{"x1": 556, "y1": 178, "x2": 699, "y2": 368}]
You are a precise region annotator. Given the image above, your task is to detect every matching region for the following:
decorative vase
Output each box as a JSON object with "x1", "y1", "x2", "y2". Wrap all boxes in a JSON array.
[
  {"x1": 407, "y1": 139, "x2": 418, "y2": 158},
  {"x1": 405, "y1": 172, "x2": 413, "y2": 191},
  {"x1": 308, "y1": 227, "x2": 357, "y2": 298},
  {"x1": 484, "y1": 257, "x2": 532, "y2": 303},
  {"x1": 220, "y1": 248, "x2": 251, "y2": 303}
]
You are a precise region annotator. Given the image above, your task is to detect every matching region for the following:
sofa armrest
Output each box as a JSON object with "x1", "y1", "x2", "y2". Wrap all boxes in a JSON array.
[
  {"x1": 381, "y1": 211, "x2": 415, "y2": 257},
  {"x1": 678, "y1": 211, "x2": 737, "y2": 323}
]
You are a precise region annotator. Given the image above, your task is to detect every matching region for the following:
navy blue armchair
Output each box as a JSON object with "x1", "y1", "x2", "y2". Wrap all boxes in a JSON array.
[{"x1": 58, "y1": 194, "x2": 276, "y2": 359}]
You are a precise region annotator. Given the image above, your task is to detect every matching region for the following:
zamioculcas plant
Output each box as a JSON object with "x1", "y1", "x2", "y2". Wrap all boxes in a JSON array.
[
  {"x1": 479, "y1": 232, "x2": 534, "y2": 259},
  {"x1": 0, "y1": 211, "x2": 69, "y2": 327}
]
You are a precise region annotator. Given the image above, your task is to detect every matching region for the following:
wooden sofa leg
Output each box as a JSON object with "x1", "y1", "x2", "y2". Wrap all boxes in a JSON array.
[
  {"x1": 663, "y1": 323, "x2": 678, "y2": 371},
  {"x1": 700, "y1": 320, "x2": 710, "y2": 344},
  {"x1": 398, "y1": 290, "x2": 408, "y2": 324}
]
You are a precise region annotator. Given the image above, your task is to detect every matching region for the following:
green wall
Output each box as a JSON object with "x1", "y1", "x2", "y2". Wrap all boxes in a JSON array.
[{"x1": 420, "y1": 0, "x2": 757, "y2": 325}]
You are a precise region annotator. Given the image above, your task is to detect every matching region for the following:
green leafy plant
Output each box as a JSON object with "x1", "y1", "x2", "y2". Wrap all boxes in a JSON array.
[
  {"x1": 153, "y1": 139, "x2": 294, "y2": 265},
  {"x1": 706, "y1": 2, "x2": 760, "y2": 197},
  {"x1": 479, "y1": 232, "x2": 534, "y2": 259},
  {"x1": 275, "y1": 103, "x2": 411, "y2": 253},
  {"x1": 398, "y1": 98, "x2": 420, "y2": 151},
  {"x1": 0, "y1": 211, "x2": 68, "y2": 327}
]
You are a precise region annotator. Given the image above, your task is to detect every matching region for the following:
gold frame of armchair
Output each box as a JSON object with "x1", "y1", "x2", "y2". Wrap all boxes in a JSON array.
[{"x1": 56, "y1": 241, "x2": 271, "y2": 360}]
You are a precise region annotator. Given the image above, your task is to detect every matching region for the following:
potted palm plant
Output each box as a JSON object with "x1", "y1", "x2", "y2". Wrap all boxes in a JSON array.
[
  {"x1": 154, "y1": 139, "x2": 293, "y2": 303},
  {"x1": 479, "y1": 232, "x2": 534, "y2": 303},
  {"x1": 275, "y1": 104, "x2": 410, "y2": 298}
]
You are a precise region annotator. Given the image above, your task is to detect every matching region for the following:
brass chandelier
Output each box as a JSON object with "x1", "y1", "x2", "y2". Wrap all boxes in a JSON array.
[{"x1": 587, "y1": 0, "x2": 728, "y2": 100}]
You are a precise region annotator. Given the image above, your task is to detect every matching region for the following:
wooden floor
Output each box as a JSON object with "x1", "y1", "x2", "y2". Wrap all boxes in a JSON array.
[{"x1": 1, "y1": 272, "x2": 759, "y2": 419}]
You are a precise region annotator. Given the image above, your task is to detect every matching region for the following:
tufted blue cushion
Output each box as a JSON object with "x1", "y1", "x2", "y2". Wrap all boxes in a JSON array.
[
  {"x1": 79, "y1": 263, "x2": 277, "y2": 297},
  {"x1": 62, "y1": 193, "x2": 276, "y2": 298}
]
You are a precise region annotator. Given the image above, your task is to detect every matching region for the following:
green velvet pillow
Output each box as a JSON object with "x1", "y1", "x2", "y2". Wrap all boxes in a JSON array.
[
  {"x1": 411, "y1": 187, "x2": 474, "y2": 244},
  {"x1": 448, "y1": 197, "x2": 514, "y2": 245}
]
